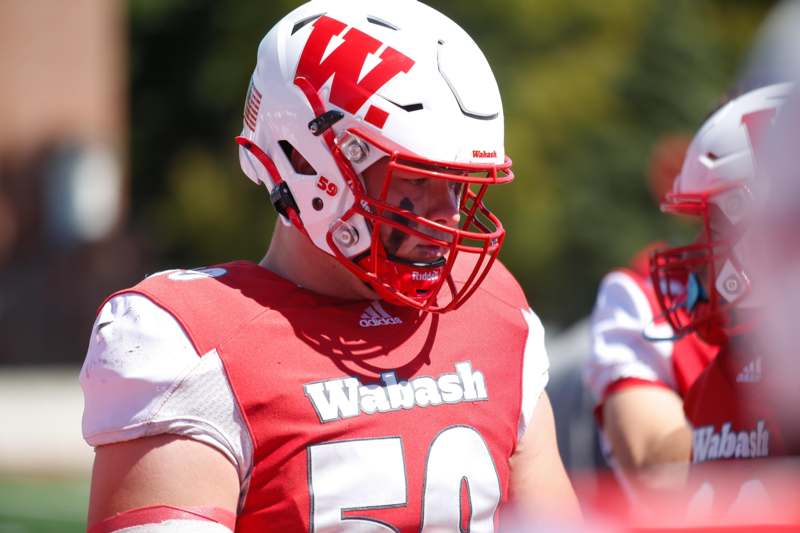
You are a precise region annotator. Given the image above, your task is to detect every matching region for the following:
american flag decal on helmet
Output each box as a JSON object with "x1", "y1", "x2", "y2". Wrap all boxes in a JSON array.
[{"x1": 244, "y1": 79, "x2": 262, "y2": 131}]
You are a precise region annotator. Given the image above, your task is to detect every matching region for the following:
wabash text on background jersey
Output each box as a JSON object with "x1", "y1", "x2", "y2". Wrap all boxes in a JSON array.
[
  {"x1": 81, "y1": 260, "x2": 549, "y2": 532},
  {"x1": 679, "y1": 345, "x2": 800, "y2": 527},
  {"x1": 684, "y1": 346, "x2": 789, "y2": 465}
]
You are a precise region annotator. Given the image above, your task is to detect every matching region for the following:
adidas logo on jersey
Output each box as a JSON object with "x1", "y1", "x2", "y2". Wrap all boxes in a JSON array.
[
  {"x1": 359, "y1": 302, "x2": 402, "y2": 327},
  {"x1": 736, "y1": 358, "x2": 762, "y2": 383},
  {"x1": 304, "y1": 361, "x2": 488, "y2": 423},
  {"x1": 692, "y1": 420, "x2": 769, "y2": 463}
]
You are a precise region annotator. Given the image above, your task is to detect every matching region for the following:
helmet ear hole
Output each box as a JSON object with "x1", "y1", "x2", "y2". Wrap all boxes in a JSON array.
[{"x1": 278, "y1": 140, "x2": 317, "y2": 175}]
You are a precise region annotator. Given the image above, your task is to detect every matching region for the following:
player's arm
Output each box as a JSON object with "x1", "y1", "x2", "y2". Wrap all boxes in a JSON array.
[
  {"x1": 81, "y1": 293, "x2": 250, "y2": 532},
  {"x1": 586, "y1": 271, "x2": 692, "y2": 493},
  {"x1": 508, "y1": 391, "x2": 582, "y2": 523},
  {"x1": 88, "y1": 435, "x2": 239, "y2": 531},
  {"x1": 598, "y1": 385, "x2": 692, "y2": 499},
  {"x1": 602, "y1": 386, "x2": 691, "y2": 492},
  {"x1": 509, "y1": 309, "x2": 581, "y2": 523}
]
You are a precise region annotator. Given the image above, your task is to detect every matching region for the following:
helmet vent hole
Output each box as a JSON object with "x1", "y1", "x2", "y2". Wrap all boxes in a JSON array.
[
  {"x1": 366, "y1": 16, "x2": 399, "y2": 31},
  {"x1": 706, "y1": 151, "x2": 720, "y2": 161},
  {"x1": 312, "y1": 197, "x2": 324, "y2": 211},
  {"x1": 291, "y1": 13, "x2": 324, "y2": 35},
  {"x1": 278, "y1": 140, "x2": 317, "y2": 175},
  {"x1": 382, "y1": 96, "x2": 424, "y2": 112}
]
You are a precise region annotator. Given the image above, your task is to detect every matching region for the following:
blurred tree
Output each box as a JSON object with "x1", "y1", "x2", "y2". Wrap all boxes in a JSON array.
[{"x1": 129, "y1": 0, "x2": 775, "y2": 327}]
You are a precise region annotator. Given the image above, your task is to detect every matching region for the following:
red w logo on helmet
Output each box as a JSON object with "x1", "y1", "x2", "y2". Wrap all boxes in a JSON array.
[
  {"x1": 295, "y1": 16, "x2": 415, "y2": 129},
  {"x1": 741, "y1": 108, "x2": 777, "y2": 172}
]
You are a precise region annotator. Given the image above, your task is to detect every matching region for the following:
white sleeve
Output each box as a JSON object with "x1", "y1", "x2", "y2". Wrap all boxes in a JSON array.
[
  {"x1": 517, "y1": 308, "x2": 550, "y2": 442},
  {"x1": 80, "y1": 293, "x2": 253, "y2": 485},
  {"x1": 583, "y1": 271, "x2": 677, "y2": 405}
]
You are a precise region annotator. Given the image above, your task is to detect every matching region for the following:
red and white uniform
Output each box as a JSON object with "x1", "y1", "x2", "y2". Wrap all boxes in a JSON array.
[
  {"x1": 585, "y1": 243, "x2": 718, "y2": 421},
  {"x1": 679, "y1": 347, "x2": 800, "y2": 527},
  {"x1": 685, "y1": 346, "x2": 788, "y2": 464},
  {"x1": 81, "y1": 260, "x2": 549, "y2": 532}
]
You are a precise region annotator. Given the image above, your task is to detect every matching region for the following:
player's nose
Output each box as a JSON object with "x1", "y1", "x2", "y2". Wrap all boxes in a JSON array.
[{"x1": 426, "y1": 180, "x2": 461, "y2": 229}]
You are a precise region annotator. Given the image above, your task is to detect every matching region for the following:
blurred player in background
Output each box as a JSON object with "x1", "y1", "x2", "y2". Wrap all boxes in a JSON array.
[
  {"x1": 585, "y1": 134, "x2": 718, "y2": 499},
  {"x1": 652, "y1": 82, "x2": 794, "y2": 458},
  {"x1": 79, "y1": 1, "x2": 579, "y2": 531},
  {"x1": 587, "y1": 82, "x2": 800, "y2": 529},
  {"x1": 649, "y1": 82, "x2": 799, "y2": 524}
]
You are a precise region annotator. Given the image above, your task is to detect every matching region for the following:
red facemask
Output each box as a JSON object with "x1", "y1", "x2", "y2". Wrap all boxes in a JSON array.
[
  {"x1": 332, "y1": 133, "x2": 513, "y2": 312},
  {"x1": 650, "y1": 184, "x2": 756, "y2": 345}
]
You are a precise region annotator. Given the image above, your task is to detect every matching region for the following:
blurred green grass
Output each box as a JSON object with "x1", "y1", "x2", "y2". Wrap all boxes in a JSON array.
[{"x1": 0, "y1": 476, "x2": 88, "y2": 533}]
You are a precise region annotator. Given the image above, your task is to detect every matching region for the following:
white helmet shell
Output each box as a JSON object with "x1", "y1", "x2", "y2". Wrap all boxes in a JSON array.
[
  {"x1": 238, "y1": 0, "x2": 506, "y2": 259},
  {"x1": 674, "y1": 82, "x2": 794, "y2": 196}
]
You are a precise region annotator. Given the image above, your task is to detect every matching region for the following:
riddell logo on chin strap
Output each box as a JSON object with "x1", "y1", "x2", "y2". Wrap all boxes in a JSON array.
[
  {"x1": 472, "y1": 150, "x2": 497, "y2": 158},
  {"x1": 295, "y1": 15, "x2": 415, "y2": 129}
]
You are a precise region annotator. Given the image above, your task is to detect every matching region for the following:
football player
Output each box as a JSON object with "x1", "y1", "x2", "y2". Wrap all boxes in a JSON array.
[
  {"x1": 587, "y1": 83, "x2": 797, "y2": 527},
  {"x1": 585, "y1": 137, "x2": 718, "y2": 497},
  {"x1": 586, "y1": 242, "x2": 718, "y2": 496},
  {"x1": 80, "y1": 1, "x2": 580, "y2": 532},
  {"x1": 650, "y1": 82, "x2": 794, "y2": 462},
  {"x1": 646, "y1": 83, "x2": 799, "y2": 524}
]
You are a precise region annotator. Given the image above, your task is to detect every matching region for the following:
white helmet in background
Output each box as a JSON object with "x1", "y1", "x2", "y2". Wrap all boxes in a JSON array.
[
  {"x1": 237, "y1": 0, "x2": 513, "y2": 312},
  {"x1": 650, "y1": 82, "x2": 794, "y2": 343}
]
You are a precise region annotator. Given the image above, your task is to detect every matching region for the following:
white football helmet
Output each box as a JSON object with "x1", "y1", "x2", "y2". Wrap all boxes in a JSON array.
[
  {"x1": 650, "y1": 82, "x2": 794, "y2": 343},
  {"x1": 237, "y1": 0, "x2": 513, "y2": 312}
]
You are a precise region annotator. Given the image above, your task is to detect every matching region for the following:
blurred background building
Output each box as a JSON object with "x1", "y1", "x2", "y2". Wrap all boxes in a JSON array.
[
  {"x1": 0, "y1": 1, "x2": 130, "y2": 527},
  {"x1": 0, "y1": 0, "x2": 136, "y2": 367},
  {"x1": 0, "y1": 0, "x2": 785, "y2": 530}
]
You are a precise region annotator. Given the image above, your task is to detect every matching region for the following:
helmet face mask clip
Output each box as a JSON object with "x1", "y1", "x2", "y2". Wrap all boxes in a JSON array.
[{"x1": 308, "y1": 110, "x2": 344, "y2": 136}]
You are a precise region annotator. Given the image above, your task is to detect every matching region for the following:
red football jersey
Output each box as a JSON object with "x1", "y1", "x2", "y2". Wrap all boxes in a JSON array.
[
  {"x1": 685, "y1": 346, "x2": 787, "y2": 464},
  {"x1": 680, "y1": 345, "x2": 800, "y2": 525},
  {"x1": 111, "y1": 260, "x2": 540, "y2": 532}
]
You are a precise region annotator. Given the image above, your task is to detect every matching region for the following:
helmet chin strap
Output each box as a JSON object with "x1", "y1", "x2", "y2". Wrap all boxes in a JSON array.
[
  {"x1": 355, "y1": 250, "x2": 446, "y2": 304},
  {"x1": 385, "y1": 255, "x2": 446, "y2": 301}
]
